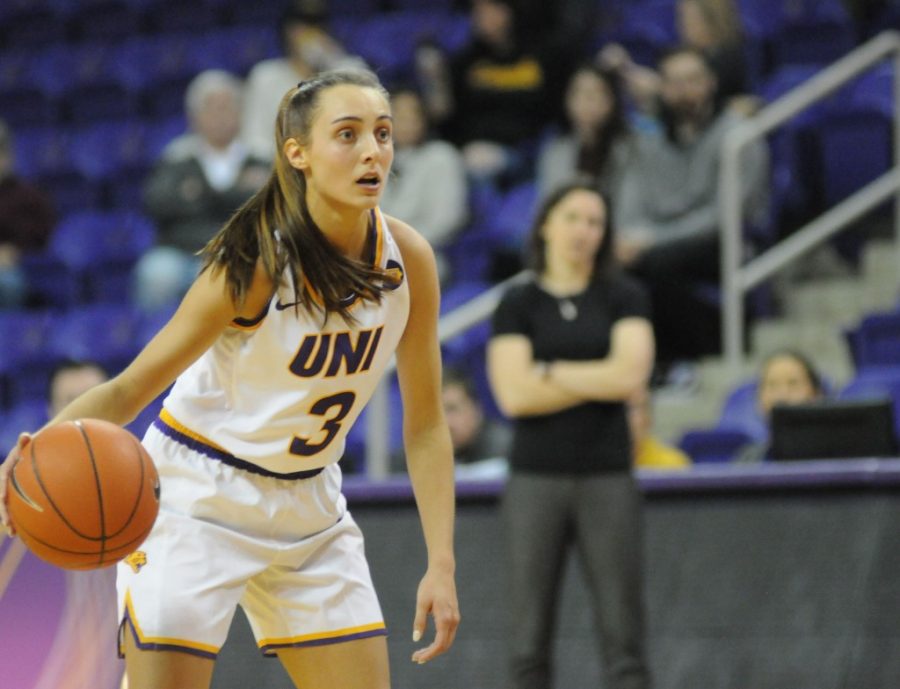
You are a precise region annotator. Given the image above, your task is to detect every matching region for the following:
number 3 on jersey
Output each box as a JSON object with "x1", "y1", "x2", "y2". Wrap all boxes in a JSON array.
[{"x1": 290, "y1": 391, "x2": 357, "y2": 457}]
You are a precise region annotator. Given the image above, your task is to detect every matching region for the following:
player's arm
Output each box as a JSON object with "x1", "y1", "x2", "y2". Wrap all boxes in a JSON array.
[
  {"x1": 1, "y1": 261, "x2": 273, "y2": 532},
  {"x1": 50, "y1": 261, "x2": 273, "y2": 427},
  {"x1": 548, "y1": 317, "x2": 655, "y2": 401},
  {"x1": 389, "y1": 216, "x2": 460, "y2": 664},
  {"x1": 487, "y1": 334, "x2": 587, "y2": 417}
]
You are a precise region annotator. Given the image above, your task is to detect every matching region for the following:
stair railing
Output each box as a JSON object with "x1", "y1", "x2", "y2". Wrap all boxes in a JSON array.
[{"x1": 720, "y1": 30, "x2": 900, "y2": 372}]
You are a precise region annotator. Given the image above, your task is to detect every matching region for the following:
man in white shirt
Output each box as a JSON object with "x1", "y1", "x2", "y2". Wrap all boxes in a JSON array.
[{"x1": 138, "y1": 70, "x2": 270, "y2": 311}]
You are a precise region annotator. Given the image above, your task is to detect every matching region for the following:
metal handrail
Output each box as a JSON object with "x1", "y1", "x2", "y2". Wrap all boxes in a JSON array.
[{"x1": 720, "y1": 30, "x2": 900, "y2": 371}]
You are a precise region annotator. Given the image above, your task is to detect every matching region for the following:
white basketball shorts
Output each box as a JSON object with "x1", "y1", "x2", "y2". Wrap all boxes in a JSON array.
[{"x1": 117, "y1": 417, "x2": 386, "y2": 660}]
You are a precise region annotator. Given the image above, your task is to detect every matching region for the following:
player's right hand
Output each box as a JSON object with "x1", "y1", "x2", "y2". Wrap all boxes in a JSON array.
[{"x1": 0, "y1": 432, "x2": 32, "y2": 536}]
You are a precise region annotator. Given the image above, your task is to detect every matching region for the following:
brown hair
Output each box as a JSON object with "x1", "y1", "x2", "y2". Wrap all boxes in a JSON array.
[
  {"x1": 200, "y1": 69, "x2": 394, "y2": 323},
  {"x1": 525, "y1": 182, "x2": 617, "y2": 280}
]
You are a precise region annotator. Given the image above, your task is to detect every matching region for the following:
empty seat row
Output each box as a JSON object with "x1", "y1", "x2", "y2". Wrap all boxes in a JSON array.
[{"x1": 0, "y1": 11, "x2": 470, "y2": 125}]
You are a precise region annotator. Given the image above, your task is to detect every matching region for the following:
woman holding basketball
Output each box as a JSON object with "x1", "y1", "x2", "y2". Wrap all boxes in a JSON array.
[{"x1": 1, "y1": 69, "x2": 459, "y2": 689}]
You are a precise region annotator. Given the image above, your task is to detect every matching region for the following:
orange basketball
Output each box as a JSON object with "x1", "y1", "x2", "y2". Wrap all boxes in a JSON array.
[{"x1": 7, "y1": 419, "x2": 160, "y2": 570}]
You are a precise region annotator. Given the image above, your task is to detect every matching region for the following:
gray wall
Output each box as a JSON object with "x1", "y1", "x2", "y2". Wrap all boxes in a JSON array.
[{"x1": 212, "y1": 489, "x2": 900, "y2": 689}]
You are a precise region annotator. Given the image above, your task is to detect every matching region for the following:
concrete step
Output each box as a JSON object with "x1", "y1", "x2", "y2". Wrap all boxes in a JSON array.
[
  {"x1": 860, "y1": 238, "x2": 900, "y2": 287},
  {"x1": 782, "y1": 277, "x2": 889, "y2": 328},
  {"x1": 650, "y1": 236, "x2": 897, "y2": 444},
  {"x1": 749, "y1": 319, "x2": 853, "y2": 385}
]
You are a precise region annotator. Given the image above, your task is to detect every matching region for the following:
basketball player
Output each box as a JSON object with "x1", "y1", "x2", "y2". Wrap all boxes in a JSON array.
[{"x1": 1, "y1": 69, "x2": 459, "y2": 689}]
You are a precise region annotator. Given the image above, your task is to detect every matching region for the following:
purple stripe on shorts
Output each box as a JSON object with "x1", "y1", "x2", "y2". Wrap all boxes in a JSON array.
[
  {"x1": 259, "y1": 626, "x2": 388, "y2": 656},
  {"x1": 119, "y1": 609, "x2": 219, "y2": 660},
  {"x1": 152, "y1": 416, "x2": 325, "y2": 480}
]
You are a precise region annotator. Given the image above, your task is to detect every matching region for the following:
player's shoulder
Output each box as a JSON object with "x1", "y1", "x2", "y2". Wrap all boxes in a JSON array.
[{"x1": 382, "y1": 213, "x2": 434, "y2": 265}]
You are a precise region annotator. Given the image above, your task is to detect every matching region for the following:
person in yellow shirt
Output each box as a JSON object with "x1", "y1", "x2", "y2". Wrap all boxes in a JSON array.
[{"x1": 628, "y1": 386, "x2": 692, "y2": 469}]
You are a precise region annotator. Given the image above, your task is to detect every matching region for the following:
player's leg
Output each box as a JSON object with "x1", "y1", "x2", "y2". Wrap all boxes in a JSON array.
[
  {"x1": 277, "y1": 635, "x2": 390, "y2": 689},
  {"x1": 123, "y1": 621, "x2": 216, "y2": 689},
  {"x1": 240, "y1": 507, "x2": 389, "y2": 689},
  {"x1": 116, "y1": 429, "x2": 266, "y2": 689}
]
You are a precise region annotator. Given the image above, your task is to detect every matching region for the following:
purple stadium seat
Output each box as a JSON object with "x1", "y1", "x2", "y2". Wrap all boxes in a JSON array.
[
  {"x1": 483, "y1": 181, "x2": 538, "y2": 250},
  {"x1": 813, "y1": 106, "x2": 892, "y2": 208},
  {"x1": 847, "y1": 312, "x2": 900, "y2": 372},
  {"x1": 0, "y1": 85, "x2": 58, "y2": 128},
  {"x1": 20, "y1": 252, "x2": 82, "y2": 309},
  {"x1": 677, "y1": 427, "x2": 756, "y2": 464},
  {"x1": 11, "y1": 126, "x2": 75, "y2": 180},
  {"x1": 0, "y1": 6, "x2": 66, "y2": 50},
  {"x1": 717, "y1": 380, "x2": 769, "y2": 442},
  {"x1": 71, "y1": 119, "x2": 150, "y2": 182},
  {"x1": 771, "y1": 19, "x2": 856, "y2": 71},
  {"x1": 144, "y1": 0, "x2": 220, "y2": 33},
  {"x1": 49, "y1": 211, "x2": 157, "y2": 302},
  {"x1": 48, "y1": 304, "x2": 141, "y2": 374},
  {"x1": 66, "y1": 0, "x2": 143, "y2": 41},
  {"x1": 0, "y1": 310, "x2": 57, "y2": 408},
  {"x1": 0, "y1": 400, "x2": 49, "y2": 450}
]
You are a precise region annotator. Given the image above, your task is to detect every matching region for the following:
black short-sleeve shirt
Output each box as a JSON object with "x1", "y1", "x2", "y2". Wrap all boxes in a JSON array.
[{"x1": 491, "y1": 274, "x2": 651, "y2": 475}]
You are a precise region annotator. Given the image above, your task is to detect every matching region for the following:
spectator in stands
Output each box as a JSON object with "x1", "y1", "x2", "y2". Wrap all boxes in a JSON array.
[
  {"x1": 0, "y1": 119, "x2": 56, "y2": 309},
  {"x1": 599, "y1": 0, "x2": 753, "y2": 115},
  {"x1": 535, "y1": 63, "x2": 637, "y2": 203},
  {"x1": 735, "y1": 349, "x2": 825, "y2": 462},
  {"x1": 616, "y1": 46, "x2": 769, "y2": 367},
  {"x1": 416, "y1": 0, "x2": 570, "y2": 184},
  {"x1": 628, "y1": 386, "x2": 692, "y2": 469},
  {"x1": 48, "y1": 359, "x2": 109, "y2": 420},
  {"x1": 241, "y1": 0, "x2": 366, "y2": 160},
  {"x1": 441, "y1": 367, "x2": 511, "y2": 479},
  {"x1": 488, "y1": 183, "x2": 655, "y2": 689},
  {"x1": 379, "y1": 86, "x2": 468, "y2": 284},
  {"x1": 138, "y1": 70, "x2": 270, "y2": 312}
]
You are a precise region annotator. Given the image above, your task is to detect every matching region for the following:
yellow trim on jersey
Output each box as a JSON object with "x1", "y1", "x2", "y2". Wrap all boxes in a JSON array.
[
  {"x1": 257, "y1": 621, "x2": 387, "y2": 649},
  {"x1": 159, "y1": 409, "x2": 230, "y2": 454},
  {"x1": 124, "y1": 589, "x2": 220, "y2": 655},
  {"x1": 372, "y1": 206, "x2": 385, "y2": 267}
]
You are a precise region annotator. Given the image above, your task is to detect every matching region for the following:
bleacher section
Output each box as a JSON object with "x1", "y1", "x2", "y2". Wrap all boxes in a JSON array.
[{"x1": 0, "y1": 0, "x2": 896, "y2": 468}]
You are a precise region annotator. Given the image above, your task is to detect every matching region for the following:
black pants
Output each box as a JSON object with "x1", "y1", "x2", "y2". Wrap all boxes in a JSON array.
[
  {"x1": 628, "y1": 233, "x2": 722, "y2": 365},
  {"x1": 502, "y1": 471, "x2": 650, "y2": 689}
]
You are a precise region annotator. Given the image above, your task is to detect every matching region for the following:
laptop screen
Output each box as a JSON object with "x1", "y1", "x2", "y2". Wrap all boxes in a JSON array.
[{"x1": 770, "y1": 398, "x2": 899, "y2": 461}]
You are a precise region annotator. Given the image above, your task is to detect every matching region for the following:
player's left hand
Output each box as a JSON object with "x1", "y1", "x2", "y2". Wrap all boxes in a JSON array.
[
  {"x1": 411, "y1": 565, "x2": 460, "y2": 664},
  {"x1": 0, "y1": 432, "x2": 32, "y2": 536}
]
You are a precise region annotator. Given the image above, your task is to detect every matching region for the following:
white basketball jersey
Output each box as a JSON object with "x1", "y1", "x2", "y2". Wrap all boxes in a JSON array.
[{"x1": 161, "y1": 209, "x2": 409, "y2": 475}]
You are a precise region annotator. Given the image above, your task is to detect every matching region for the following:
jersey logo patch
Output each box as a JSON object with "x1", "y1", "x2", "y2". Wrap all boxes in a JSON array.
[
  {"x1": 124, "y1": 551, "x2": 148, "y2": 574},
  {"x1": 382, "y1": 259, "x2": 404, "y2": 291}
]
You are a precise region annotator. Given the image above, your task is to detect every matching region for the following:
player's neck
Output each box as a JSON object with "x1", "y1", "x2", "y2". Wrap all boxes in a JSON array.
[{"x1": 305, "y1": 197, "x2": 371, "y2": 261}]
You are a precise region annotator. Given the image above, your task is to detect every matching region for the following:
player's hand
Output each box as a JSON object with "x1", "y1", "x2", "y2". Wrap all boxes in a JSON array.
[
  {"x1": 411, "y1": 565, "x2": 460, "y2": 664},
  {"x1": 0, "y1": 432, "x2": 32, "y2": 536}
]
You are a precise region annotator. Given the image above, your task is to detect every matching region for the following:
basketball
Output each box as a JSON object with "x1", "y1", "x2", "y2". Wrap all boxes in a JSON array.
[{"x1": 7, "y1": 419, "x2": 160, "y2": 570}]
